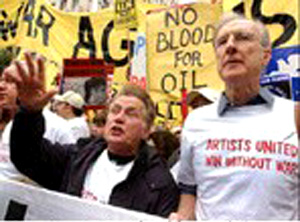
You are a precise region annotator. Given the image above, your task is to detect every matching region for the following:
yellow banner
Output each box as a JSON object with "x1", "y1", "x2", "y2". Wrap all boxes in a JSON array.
[
  {"x1": 0, "y1": 0, "x2": 138, "y2": 90},
  {"x1": 244, "y1": 0, "x2": 299, "y2": 48},
  {"x1": 222, "y1": 0, "x2": 243, "y2": 12},
  {"x1": 0, "y1": 0, "x2": 23, "y2": 46},
  {"x1": 146, "y1": 3, "x2": 223, "y2": 126}
]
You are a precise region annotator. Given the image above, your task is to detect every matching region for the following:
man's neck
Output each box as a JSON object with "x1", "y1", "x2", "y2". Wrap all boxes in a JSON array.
[
  {"x1": 107, "y1": 143, "x2": 139, "y2": 157},
  {"x1": 0, "y1": 121, "x2": 6, "y2": 132},
  {"x1": 0, "y1": 106, "x2": 17, "y2": 123},
  {"x1": 225, "y1": 83, "x2": 260, "y2": 106},
  {"x1": 64, "y1": 112, "x2": 76, "y2": 120}
]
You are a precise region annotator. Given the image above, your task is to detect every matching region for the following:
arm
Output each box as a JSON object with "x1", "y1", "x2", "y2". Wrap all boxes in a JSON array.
[
  {"x1": 10, "y1": 108, "x2": 74, "y2": 190},
  {"x1": 153, "y1": 172, "x2": 180, "y2": 218},
  {"x1": 169, "y1": 118, "x2": 197, "y2": 220},
  {"x1": 169, "y1": 194, "x2": 196, "y2": 220},
  {"x1": 4, "y1": 52, "x2": 72, "y2": 190}
]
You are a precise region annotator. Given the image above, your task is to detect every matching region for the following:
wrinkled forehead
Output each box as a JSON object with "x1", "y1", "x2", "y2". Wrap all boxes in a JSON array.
[
  {"x1": 110, "y1": 95, "x2": 145, "y2": 110},
  {"x1": 216, "y1": 19, "x2": 260, "y2": 38}
]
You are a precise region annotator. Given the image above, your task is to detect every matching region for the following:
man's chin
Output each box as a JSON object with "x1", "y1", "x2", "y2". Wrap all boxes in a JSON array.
[
  {"x1": 221, "y1": 72, "x2": 246, "y2": 83},
  {"x1": 106, "y1": 141, "x2": 135, "y2": 156},
  {"x1": 106, "y1": 137, "x2": 126, "y2": 147}
]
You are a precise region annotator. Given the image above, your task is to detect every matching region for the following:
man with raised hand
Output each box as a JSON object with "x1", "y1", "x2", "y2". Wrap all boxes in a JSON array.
[
  {"x1": 170, "y1": 13, "x2": 299, "y2": 220},
  {"x1": 5, "y1": 52, "x2": 179, "y2": 217},
  {"x1": 0, "y1": 50, "x2": 75, "y2": 182}
]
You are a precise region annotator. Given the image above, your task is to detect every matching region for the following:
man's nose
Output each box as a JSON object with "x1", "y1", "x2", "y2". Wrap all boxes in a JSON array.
[
  {"x1": 225, "y1": 35, "x2": 237, "y2": 54},
  {"x1": 114, "y1": 110, "x2": 125, "y2": 123},
  {"x1": 0, "y1": 80, "x2": 7, "y2": 89}
]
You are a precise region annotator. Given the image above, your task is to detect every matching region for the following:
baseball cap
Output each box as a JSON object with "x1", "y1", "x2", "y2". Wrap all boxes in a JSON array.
[
  {"x1": 54, "y1": 90, "x2": 85, "y2": 109},
  {"x1": 187, "y1": 87, "x2": 220, "y2": 105}
]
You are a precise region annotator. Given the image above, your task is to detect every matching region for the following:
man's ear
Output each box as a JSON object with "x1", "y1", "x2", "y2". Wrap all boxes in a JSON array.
[
  {"x1": 262, "y1": 47, "x2": 272, "y2": 66},
  {"x1": 142, "y1": 126, "x2": 152, "y2": 140}
]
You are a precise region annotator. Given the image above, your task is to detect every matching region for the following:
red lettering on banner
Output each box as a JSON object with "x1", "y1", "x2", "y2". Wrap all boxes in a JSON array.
[{"x1": 130, "y1": 76, "x2": 146, "y2": 89}]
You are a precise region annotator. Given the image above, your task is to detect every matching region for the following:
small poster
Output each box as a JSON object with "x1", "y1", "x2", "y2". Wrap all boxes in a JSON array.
[
  {"x1": 114, "y1": 0, "x2": 138, "y2": 29},
  {"x1": 62, "y1": 59, "x2": 114, "y2": 109}
]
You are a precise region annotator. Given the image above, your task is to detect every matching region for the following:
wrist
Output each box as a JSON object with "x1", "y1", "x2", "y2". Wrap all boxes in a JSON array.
[{"x1": 19, "y1": 105, "x2": 43, "y2": 115}]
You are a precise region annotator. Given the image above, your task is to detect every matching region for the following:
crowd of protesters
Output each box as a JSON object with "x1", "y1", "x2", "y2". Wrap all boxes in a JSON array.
[{"x1": 0, "y1": 12, "x2": 299, "y2": 220}]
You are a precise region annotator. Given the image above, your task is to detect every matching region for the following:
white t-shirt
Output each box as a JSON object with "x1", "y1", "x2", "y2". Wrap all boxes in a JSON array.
[
  {"x1": 42, "y1": 108, "x2": 76, "y2": 144},
  {"x1": 178, "y1": 95, "x2": 299, "y2": 220},
  {"x1": 0, "y1": 109, "x2": 75, "y2": 181},
  {"x1": 67, "y1": 116, "x2": 90, "y2": 141},
  {"x1": 82, "y1": 149, "x2": 134, "y2": 203}
]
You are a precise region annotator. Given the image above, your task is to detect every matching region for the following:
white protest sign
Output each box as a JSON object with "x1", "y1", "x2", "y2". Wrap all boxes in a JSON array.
[{"x1": 0, "y1": 179, "x2": 165, "y2": 220}]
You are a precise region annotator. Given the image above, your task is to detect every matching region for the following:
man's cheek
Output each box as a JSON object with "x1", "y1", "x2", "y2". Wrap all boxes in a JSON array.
[{"x1": 0, "y1": 99, "x2": 8, "y2": 107}]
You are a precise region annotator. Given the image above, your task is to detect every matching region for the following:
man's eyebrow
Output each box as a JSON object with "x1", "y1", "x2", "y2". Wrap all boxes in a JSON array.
[{"x1": 127, "y1": 106, "x2": 140, "y2": 111}]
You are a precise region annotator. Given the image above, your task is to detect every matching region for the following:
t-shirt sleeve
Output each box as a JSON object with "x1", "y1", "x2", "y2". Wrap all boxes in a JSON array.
[{"x1": 177, "y1": 126, "x2": 197, "y2": 194}]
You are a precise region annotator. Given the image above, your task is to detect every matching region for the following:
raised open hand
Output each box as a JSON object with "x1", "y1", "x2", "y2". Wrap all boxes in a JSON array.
[{"x1": 3, "y1": 51, "x2": 57, "y2": 112}]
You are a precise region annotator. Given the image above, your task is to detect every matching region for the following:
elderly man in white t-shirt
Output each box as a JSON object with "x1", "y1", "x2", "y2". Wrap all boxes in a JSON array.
[{"x1": 170, "y1": 13, "x2": 299, "y2": 220}]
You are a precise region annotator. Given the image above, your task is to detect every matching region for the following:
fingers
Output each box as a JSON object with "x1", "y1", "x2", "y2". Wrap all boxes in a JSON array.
[
  {"x1": 3, "y1": 51, "x2": 52, "y2": 112},
  {"x1": 14, "y1": 60, "x2": 30, "y2": 86},
  {"x1": 24, "y1": 51, "x2": 36, "y2": 80},
  {"x1": 6, "y1": 52, "x2": 44, "y2": 91},
  {"x1": 36, "y1": 55, "x2": 46, "y2": 91}
]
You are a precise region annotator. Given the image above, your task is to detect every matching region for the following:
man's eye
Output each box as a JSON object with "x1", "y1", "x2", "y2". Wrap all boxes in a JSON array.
[
  {"x1": 110, "y1": 106, "x2": 120, "y2": 114},
  {"x1": 216, "y1": 38, "x2": 227, "y2": 47},
  {"x1": 236, "y1": 33, "x2": 251, "y2": 41},
  {"x1": 127, "y1": 110, "x2": 139, "y2": 117}
]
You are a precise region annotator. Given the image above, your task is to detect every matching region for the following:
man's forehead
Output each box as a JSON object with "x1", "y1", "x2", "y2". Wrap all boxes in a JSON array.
[
  {"x1": 110, "y1": 95, "x2": 144, "y2": 109},
  {"x1": 218, "y1": 19, "x2": 258, "y2": 36}
]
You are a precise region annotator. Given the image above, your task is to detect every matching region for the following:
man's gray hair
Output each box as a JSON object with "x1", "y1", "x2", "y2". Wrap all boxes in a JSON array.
[
  {"x1": 213, "y1": 13, "x2": 271, "y2": 48},
  {"x1": 110, "y1": 84, "x2": 156, "y2": 129}
]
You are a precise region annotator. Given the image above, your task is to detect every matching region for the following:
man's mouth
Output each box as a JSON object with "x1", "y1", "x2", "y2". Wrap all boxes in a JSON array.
[
  {"x1": 224, "y1": 59, "x2": 242, "y2": 66},
  {"x1": 110, "y1": 126, "x2": 124, "y2": 135},
  {"x1": 0, "y1": 94, "x2": 6, "y2": 100}
]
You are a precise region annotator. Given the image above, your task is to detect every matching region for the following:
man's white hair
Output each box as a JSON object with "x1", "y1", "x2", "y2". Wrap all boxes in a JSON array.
[{"x1": 213, "y1": 13, "x2": 271, "y2": 49}]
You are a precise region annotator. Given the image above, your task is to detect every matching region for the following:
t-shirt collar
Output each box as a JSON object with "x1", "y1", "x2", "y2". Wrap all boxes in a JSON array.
[{"x1": 217, "y1": 87, "x2": 274, "y2": 116}]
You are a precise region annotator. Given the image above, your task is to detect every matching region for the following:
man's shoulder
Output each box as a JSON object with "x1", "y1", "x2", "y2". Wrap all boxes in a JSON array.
[
  {"x1": 74, "y1": 137, "x2": 106, "y2": 159},
  {"x1": 138, "y1": 144, "x2": 176, "y2": 189},
  {"x1": 78, "y1": 137, "x2": 105, "y2": 150},
  {"x1": 184, "y1": 103, "x2": 219, "y2": 127},
  {"x1": 273, "y1": 95, "x2": 294, "y2": 108},
  {"x1": 69, "y1": 116, "x2": 87, "y2": 125}
]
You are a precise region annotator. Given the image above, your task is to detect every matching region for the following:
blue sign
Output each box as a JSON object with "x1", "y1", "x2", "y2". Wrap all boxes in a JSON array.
[
  {"x1": 291, "y1": 77, "x2": 300, "y2": 101},
  {"x1": 260, "y1": 45, "x2": 300, "y2": 98}
]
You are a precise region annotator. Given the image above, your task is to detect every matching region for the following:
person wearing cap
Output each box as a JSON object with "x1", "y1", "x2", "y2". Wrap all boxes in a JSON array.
[
  {"x1": 5, "y1": 52, "x2": 179, "y2": 217},
  {"x1": 170, "y1": 13, "x2": 299, "y2": 220},
  {"x1": 186, "y1": 87, "x2": 220, "y2": 110},
  {"x1": 54, "y1": 90, "x2": 90, "y2": 141}
]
